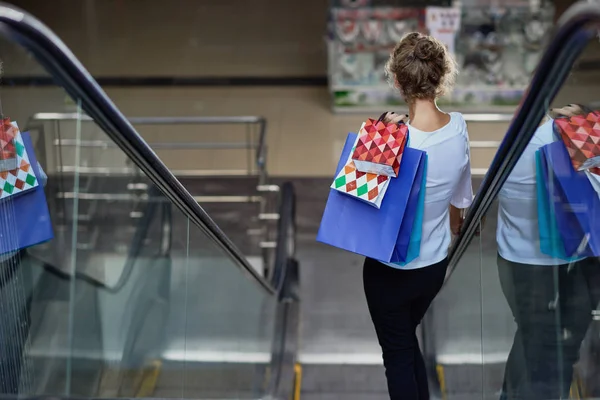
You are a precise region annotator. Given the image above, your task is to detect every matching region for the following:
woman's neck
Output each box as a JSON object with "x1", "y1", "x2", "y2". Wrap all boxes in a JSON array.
[
  {"x1": 407, "y1": 99, "x2": 439, "y2": 122},
  {"x1": 407, "y1": 98, "x2": 449, "y2": 132}
]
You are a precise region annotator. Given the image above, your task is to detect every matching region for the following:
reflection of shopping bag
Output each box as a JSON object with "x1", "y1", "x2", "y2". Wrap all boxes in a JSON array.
[
  {"x1": 0, "y1": 127, "x2": 39, "y2": 200},
  {"x1": 352, "y1": 118, "x2": 408, "y2": 177},
  {"x1": 535, "y1": 150, "x2": 583, "y2": 260},
  {"x1": 0, "y1": 132, "x2": 53, "y2": 254},
  {"x1": 318, "y1": 133, "x2": 426, "y2": 262},
  {"x1": 541, "y1": 141, "x2": 600, "y2": 256},
  {"x1": 0, "y1": 119, "x2": 18, "y2": 172},
  {"x1": 554, "y1": 111, "x2": 600, "y2": 171},
  {"x1": 391, "y1": 154, "x2": 427, "y2": 266},
  {"x1": 331, "y1": 133, "x2": 390, "y2": 209}
]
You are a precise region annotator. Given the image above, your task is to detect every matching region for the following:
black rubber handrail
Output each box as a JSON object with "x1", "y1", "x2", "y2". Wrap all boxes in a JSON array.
[
  {"x1": 446, "y1": 1, "x2": 600, "y2": 282},
  {"x1": 0, "y1": 2, "x2": 275, "y2": 294},
  {"x1": 265, "y1": 182, "x2": 300, "y2": 399},
  {"x1": 271, "y1": 182, "x2": 296, "y2": 296}
]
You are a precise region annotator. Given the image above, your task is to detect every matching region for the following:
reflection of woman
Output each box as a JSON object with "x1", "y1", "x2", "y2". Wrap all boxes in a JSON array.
[{"x1": 496, "y1": 104, "x2": 600, "y2": 399}]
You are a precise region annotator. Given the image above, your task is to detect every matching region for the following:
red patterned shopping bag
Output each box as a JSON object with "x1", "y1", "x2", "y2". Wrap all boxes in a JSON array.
[
  {"x1": 351, "y1": 118, "x2": 408, "y2": 177},
  {"x1": 554, "y1": 111, "x2": 600, "y2": 171},
  {"x1": 0, "y1": 118, "x2": 17, "y2": 172},
  {"x1": 332, "y1": 133, "x2": 390, "y2": 209}
]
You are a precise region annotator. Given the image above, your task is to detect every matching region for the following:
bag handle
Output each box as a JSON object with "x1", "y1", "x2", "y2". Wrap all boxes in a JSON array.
[
  {"x1": 375, "y1": 112, "x2": 410, "y2": 148},
  {"x1": 377, "y1": 111, "x2": 407, "y2": 127},
  {"x1": 554, "y1": 103, "x2": 599, "y2": 120},
  {"x1": 574, "y1": 103, "x2": 597, "y2": 116}
]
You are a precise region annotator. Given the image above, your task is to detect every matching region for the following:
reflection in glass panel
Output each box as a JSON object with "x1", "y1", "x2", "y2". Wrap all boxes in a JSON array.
[
  {"x1": 17, "y1": 101, "x2": 279, "y2": 399},
  {"x1": 163, "y1": 221, "x2": 276, "y2": 398},
  {"x1": 476, "y1": 39, "x2": 600, "y2": 400},
  {"x1": 425, "y1": 217, "x2": 484, "y2": 399},
  {"x1": 21, "y1": 108, "x2": 188, "y2": 397},
  {"x1": 0, "y1": 36, "x2": 280, "y2": 399}
]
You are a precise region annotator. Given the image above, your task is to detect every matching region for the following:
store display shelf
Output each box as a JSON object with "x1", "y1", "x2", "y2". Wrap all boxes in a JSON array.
[
  {"x1": 330, "y1": 84, "x2": 528, "y2": 92},
  {"x1": 332, "y1": 105, "x2": 516, "y2": 121}
]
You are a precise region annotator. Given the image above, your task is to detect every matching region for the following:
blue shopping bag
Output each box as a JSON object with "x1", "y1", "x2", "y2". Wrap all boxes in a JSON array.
[
  {"x1": 0, "y1": 132, "x2": 53, "y2": 254},
  {"x1": 536, "y1": 150, "x2": 583, "y2": 260},
  {"x1": 317, "y1": 133, "x2": 425, "y2": 262},
  {"x1": 392, "y1": 154, "x2": 427, "y2": 266},
  {"x1": 541, "y1": 141, "x2": 600, "y2": 256}
]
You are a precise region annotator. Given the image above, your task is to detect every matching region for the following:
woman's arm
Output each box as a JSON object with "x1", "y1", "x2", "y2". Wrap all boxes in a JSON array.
[
  {"x1": 450, "y1": 205, "x2": 464, "y2": 236},
  {"x1": 451, "y1": 205, "x2": 486, "y2": 236}
]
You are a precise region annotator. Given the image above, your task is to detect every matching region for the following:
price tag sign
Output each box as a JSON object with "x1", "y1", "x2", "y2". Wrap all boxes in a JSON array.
[{"x1": 426, "y1": 7, "x2": 461, "y2": 55}]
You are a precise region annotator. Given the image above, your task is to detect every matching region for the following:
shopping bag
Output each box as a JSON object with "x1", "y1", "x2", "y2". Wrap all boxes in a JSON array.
[
  {"x1": 0, "y1": 119, "x2": 18, "y2": 172},
  {"x1": 391, "y1": 154, "x2": 428, "y2": 266},
  {"x1": 0, "y1": 132, "x2": 53, "y2": 254},
  {"x1": 541, "y1": 141, "x2": 600, "y2": 256},
  {"x1": 317, "y1": 133, "x2": 425, "y2": 262},
  {"x1": 0, "y1": 125, "x2": 39, "y2": 200},
  {"x1": 535, "y1": 150, "x2": 582, "y2": 260},
  {"x1": 553, "y1": 111, "x2": 600, "y2": 171},
  {"x1": 331, "y1": 133, "x2": 390, "y2": 209},
  {"x1": 352, "y1": 118, "x2": 408, "y2": 177}
]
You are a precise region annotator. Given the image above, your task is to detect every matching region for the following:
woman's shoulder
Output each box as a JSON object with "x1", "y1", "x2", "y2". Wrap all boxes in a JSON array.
[
  {"x1": 531, "y1": 119, "x2": 555, "y2": 145},
  {"x1": 442, "y1": 112, "x2": 469, "y2": 139},
  {"x1": 448, "y1": 112, "x2": 467, "y2": 126}
]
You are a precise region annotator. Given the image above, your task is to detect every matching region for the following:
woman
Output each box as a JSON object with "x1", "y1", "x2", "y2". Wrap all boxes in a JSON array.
[
  {"x1": 497, "y1": 104, "x2": 600, "y2": 399},
  {"x1": 363, "y1": 32, "x2": 473, "y2": 400}
]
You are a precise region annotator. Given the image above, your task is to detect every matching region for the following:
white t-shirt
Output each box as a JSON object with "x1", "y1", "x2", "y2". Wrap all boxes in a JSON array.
[
  {"x1": 496, "y1": 119, "x2": 579, "y2": 265},
  {"x1": 385, "y1": 112, "x2": 473, "y2": 269}
]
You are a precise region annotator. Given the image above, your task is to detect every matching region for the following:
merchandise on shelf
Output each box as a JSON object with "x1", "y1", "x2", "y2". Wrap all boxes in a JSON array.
[
  {"x1": 327, "y1": 1, "x2": 554, "y2": 110},
  {"x1": 331, "y1": 0, "x2": 452, "y2": 7}
]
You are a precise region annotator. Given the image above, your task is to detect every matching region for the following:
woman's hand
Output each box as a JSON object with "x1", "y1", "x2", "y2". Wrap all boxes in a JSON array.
[
  {"x1": 381, "y1": 112, "x2": 408, "y2": 125},
  {"x1": 549, "y1": 104, "x2": 583, "y2": 119}
]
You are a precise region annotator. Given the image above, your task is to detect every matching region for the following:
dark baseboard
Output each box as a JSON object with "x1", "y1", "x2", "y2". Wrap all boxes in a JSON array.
[
  {"x1": 1, "y1": 75, "x2": 328, "y2": 87},
  {"x1": 576, "y1": 59, "x2": 600, "y2": 71}
]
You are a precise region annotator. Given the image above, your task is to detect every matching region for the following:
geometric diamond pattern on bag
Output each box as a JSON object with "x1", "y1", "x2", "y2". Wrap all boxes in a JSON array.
[
  {"x1": 555, "y1": 112, "x2": 600, "y2": 171},
  {"x1": 0, "y1": 123, "x2": 38, "y2": 199},
  {"x1": 352, "y1": 118, "x2": 408, "y2": 177},
  {"x1": 0, "y1": 118, "x2": 18, "y2": 172},
  {"x1": 332, "y1": 157, "x2": 389, "y2": 204}
]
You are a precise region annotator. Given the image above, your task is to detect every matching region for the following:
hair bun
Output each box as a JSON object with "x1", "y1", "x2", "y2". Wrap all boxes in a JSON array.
[{"x1": 414, "y1": 38, "x2": 435, "y2": 61}]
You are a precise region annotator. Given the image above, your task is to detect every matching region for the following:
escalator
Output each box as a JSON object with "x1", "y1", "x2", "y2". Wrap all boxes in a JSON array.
[
  {"x1": 0, "y1": 4, "x2": 299, "y2": 399},
  {"x1": 0, "y1": 1, "x2": 597, "y2": 400}
]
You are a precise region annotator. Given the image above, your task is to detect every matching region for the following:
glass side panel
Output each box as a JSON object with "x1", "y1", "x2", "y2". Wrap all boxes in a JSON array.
[
  {"x1": 474, "y1": 37, "x2": 600, "y2": 400},
  {"x1": 424, "y1": 27, "x2": 600, "y2": 400},
  {"x1": 0, "y1": 37, "x2": 277, "y2": 399},
  {"x1": 424, "y1": 216, "x2": 484, "y2": 399}
]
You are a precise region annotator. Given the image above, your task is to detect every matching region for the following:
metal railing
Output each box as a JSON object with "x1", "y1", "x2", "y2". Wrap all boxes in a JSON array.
[
  {"x1": 28, "y1": 113, "x2": 268, "y2": 184},
  {"x1": 0, "y1": 4, "x2": 273, "y2": 292},
  {"x1": 28, "y1": 112, "x2": 279, "y2": 275}
]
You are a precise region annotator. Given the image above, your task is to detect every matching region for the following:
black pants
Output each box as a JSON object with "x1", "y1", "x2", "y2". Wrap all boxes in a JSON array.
[
  {"x1": 363, "y1": 257, "x2": 448, "y2": 400},
  {"x1": 498, "y1": 255, "x2": 600, "y2": 400},
  {"x1": 0, "y1": 250, "x2": 32, "y2": 394}
]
